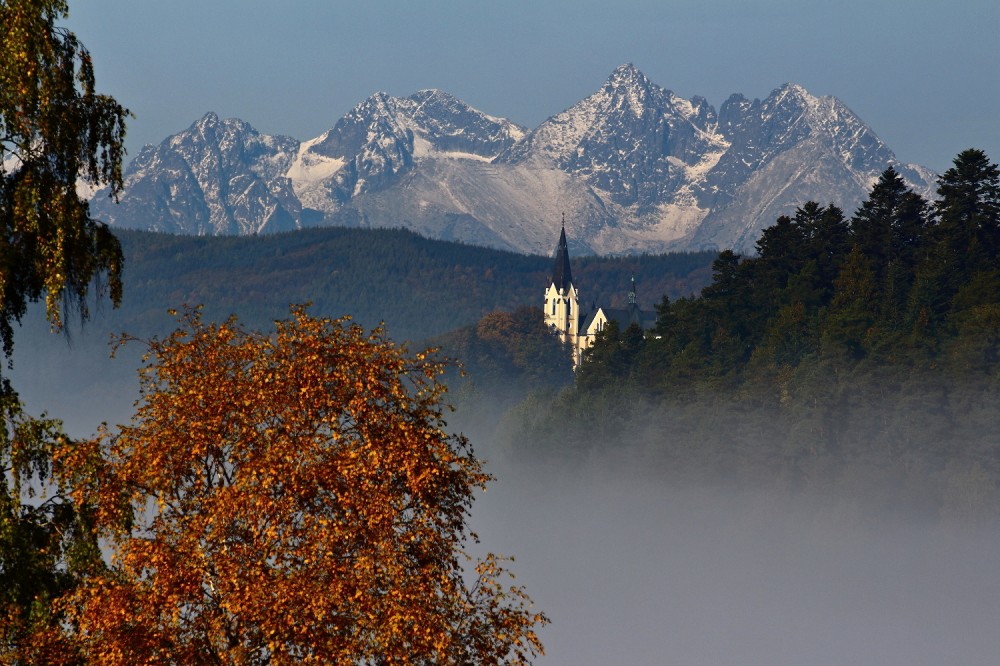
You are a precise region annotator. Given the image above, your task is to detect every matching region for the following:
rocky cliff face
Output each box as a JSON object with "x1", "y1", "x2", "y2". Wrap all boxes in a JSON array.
[
  {"x1": 693, "y1": 84, "x2": 936, "y2": 250},
  {"x1": 291, "y1": 89, "x2": 525, "y2": 212},
  {"x1": 91, "y1": 65, "x2": 936, "y2": 255},
  {"x1": 92, "y1": 113, "x2": 302, "y2": 235},
  {"x1": 498, "y1": 64, "x2": 726, "y2": 211}
]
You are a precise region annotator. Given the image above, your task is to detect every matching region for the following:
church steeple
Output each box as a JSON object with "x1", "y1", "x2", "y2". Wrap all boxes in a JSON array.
[
  {"x1": 544, "y1": 215, "x2": 581, "y2": 364},
  {"x1": 542, "y1": 224, "x2": 653, "y2": 372},
  {"x1": 551, "y1": 213, "x2": 573, "y2": 292}
]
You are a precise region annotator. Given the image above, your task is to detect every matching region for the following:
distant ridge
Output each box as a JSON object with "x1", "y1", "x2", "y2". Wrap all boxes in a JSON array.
[
  {"x1": 11, "y1": 226, "x2": 714, "y2": 432},
  {"x1": 90, "y1": 65, "x2": 936, "y2": 255},
  {"x1": 104, "y1": 227, "x2": 715, "y2": 342}
]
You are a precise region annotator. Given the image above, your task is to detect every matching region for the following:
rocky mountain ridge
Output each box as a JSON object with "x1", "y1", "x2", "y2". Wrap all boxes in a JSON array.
[{"x1": 90, "y1": 64, "x2": 936, "y2": 254}]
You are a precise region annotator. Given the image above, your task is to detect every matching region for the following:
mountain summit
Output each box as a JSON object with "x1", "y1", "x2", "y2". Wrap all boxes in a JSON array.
[
  {"x1": 498, "y1": 63, "x2": 724, "y2": 210},
  {"x1": 90, "y1": 65, "x2": 935, "y2": 255}
]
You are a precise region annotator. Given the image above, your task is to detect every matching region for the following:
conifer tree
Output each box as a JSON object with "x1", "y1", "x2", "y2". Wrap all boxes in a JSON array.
[
  {"x1": 935, "y1": 149, "x2": 1000, "y2": 253},
  {"x1": 850, "y1": 167, "x2": 931, "y2": 332},
  {"x1": 822, "y1": 247, "x2": 878, "y2": 360},
  {"x1": 851, "y1": 167, "x2": 930, "y2": 277},
  {"x1": 905, "y1": 150, "x2": 1000, "y2": 340}
]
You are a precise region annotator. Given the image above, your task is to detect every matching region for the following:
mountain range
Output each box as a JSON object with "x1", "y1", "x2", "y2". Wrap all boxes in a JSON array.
[{"x1": 89, "y1": 64, "x2": 937, "y2": 255}]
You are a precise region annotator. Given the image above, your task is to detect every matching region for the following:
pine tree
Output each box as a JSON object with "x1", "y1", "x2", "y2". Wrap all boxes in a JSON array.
[
  {"x1": 934, "y1": 149, "x2": 1000, "y2": 282},
  {"x1": 850, "y1": 167, "x2": 931, "y2": 334},
  {"x1": 821, "y1": 247, "x2": 878, "y2": 361}
]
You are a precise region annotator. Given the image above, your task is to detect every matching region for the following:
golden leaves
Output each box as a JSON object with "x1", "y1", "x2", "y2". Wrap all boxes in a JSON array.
[{"x1": 47, "y1": 306, "x2": 545, "y2": 664}]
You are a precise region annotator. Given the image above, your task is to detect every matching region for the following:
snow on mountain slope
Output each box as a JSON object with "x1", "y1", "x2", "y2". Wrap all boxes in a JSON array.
[
  {"x1": 90, "y1": 113, "x2": 302, "y2": 235},
  {"x1": 286, "y1": 135, "x2": 346, "y2": 212},
  {"x1": 90, "y1": 65, "x2": 937, "y2": 255},
  {"x1": 300, "y1": 89, "x2": 525, "y2": 212},
  {"x1": 695, "y1": 83, "x2": 937, "y2": 252},
  {"x1": 499, "y1": 63, "x2": 729, "y2": 213}
]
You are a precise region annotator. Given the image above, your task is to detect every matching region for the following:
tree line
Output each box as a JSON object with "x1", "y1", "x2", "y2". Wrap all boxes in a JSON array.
[
  {"x1": 95, "y1": 226, "x2": 715, "y2": 345},
  {"x1": 579, "y1": 149, "x2": 1000, "y2": 393},
  {"x1": 500, "y1": 150, "x2": 1000, "y2": 519}
]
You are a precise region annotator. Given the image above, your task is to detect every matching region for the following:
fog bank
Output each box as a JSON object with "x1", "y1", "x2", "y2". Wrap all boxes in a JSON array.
[
  {"x1": 12, "y1": 317, "x2": 1000, "y2": 665},
  {"x1": 469, "y1": 455, "x2": 1000, "y2": 665}
]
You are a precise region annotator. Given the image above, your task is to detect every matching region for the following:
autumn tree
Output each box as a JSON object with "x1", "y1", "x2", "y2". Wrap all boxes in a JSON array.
[
  {"x1": 1, "y1": 0, "x2": 127, "y2": 660},
  {"x1": 51, "y1": 306, "x2": 546, "y2": 665}
]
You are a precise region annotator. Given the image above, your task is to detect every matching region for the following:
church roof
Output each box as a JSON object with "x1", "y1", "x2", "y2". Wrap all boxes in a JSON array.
[
  {"x1": 580, "y1": 308, "x2": 600, "y2": 333},
  {"x1": 551, "y1": 224, "x2": 573, "y2": 291},
  {"x1": 603, "y1": 305, "x2": 657, "y2": 331},
  {"x1": 580, "y1": 304, "x2": 657, "y2": 334}
]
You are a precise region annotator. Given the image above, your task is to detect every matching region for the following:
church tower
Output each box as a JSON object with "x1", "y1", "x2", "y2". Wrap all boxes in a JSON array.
[
  {"x1": 543, "y1": 217, "x2": 581, "y2": 363},
  {"x1": 543, "y1": 224, "x2": 656, "y2": 370}
]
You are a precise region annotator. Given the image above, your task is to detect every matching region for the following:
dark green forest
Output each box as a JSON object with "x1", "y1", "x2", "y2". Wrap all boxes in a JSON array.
[
  {"x1": 106, "y1": 226, "x2": 713, "y2": 342},
  {"x1": 496, "y1": 149, "x2": 1000, "y2": 520},
  {"x1": 11, "y1": 224, "x2": 713, "y2": 434}
]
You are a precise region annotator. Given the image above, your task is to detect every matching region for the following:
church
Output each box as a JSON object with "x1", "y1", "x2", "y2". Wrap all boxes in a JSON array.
[{"x1": 543, "y1": 222, "x2": 657, "y2": 368}]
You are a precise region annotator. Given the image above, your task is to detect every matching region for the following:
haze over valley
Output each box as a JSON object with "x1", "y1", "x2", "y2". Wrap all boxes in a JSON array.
[
  {"x1": 8, "y1": 1, "x2": 1000, "y2": 660},
  {"x1": 16, "y1": 186, "x2": 1000, "y2": 662}
]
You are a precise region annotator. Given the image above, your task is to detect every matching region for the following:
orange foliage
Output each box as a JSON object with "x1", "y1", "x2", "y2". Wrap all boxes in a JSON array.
[
  {"x1": 475, "y1": 311, "x2": 517, "y2": 343},
  {"x1": 50, "y1": 306, "x2": 546, "y2": 664}
]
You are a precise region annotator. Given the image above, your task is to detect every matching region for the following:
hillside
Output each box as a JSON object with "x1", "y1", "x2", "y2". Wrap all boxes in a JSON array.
[
  {"x1": 11, "y1": 226, "x2": 714, "y2": 435},
  {"x1": 502, "y1": 155, "x2": 1000, "y2": 519},
  {"x1": 106, "y1": 226, "x2": 712, "y2": 339}
]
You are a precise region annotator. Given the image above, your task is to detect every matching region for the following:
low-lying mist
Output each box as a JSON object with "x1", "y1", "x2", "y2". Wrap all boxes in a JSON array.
[
  {"x1": 12, "y1": 313, "x2": 1000, "y2": 665},
  {"x1": 469, "y1": 447, "x2": 1000, "y2": 665}
]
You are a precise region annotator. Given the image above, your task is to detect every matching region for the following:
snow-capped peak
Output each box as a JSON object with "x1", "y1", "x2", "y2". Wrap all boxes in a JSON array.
[
  {"x1": 93, "y1": 69, "x2": 937, "y2": 257},
  {"x1": 498, "y1": 64, "x2": 725, "y2": 210},
  {"x1": 607, "y1": 62, "x2": 650, "y2": 89},
  {"x1": 591, "y1": 63, "x2": 672, "y2": 121},
  {"x1": 195, "y1": 111, "x2": 220, "y2": 127}
]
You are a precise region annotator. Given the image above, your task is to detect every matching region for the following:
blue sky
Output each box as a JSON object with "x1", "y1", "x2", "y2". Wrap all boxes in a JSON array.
[{"x1": 66, "y1": 0, "x2": 998, "y2": 173}]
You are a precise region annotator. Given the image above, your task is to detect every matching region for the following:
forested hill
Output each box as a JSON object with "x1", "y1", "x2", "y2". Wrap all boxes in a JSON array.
[
  {"x1": 108, "y1": 226, "x2": 713, "y2": 342},
  {"x1": 12, "y1": 225, "x2": 713, "y2": 434},
  {"x1": 504, "y1": 150, "x2": 1000, "y2": 518},
  {"x1": 577, "y1": 150, "x2": 1000, "y2": 393}
]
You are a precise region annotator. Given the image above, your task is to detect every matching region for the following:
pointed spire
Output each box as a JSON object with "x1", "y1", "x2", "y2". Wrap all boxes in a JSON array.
[
  {"x1": 628, "y1": 274, "x2": 637, "y2": 306},
  {"x1": 552, "y1": 214, "x2": 573, "y2": 292}
]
